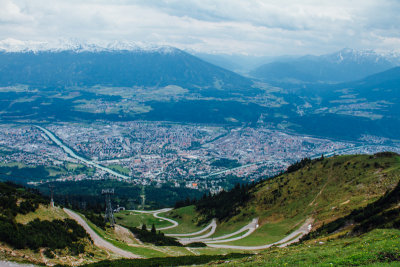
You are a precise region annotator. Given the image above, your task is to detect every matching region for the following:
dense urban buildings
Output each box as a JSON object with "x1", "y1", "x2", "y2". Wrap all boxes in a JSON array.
[{"x1": 1, "y1": 121, "x2": 399, "y2": 192}]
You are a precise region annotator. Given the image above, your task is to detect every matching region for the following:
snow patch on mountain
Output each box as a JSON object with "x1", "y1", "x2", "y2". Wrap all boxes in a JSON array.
[
  {"x1": 0, "y1": 38, "x2": 179, "y2": 54},
  {"x1": 327, "y1": 48, "x2": 400, "y2": 65}
]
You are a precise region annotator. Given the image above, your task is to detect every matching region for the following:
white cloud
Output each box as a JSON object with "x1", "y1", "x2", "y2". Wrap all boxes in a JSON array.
[{"x1": 0, "y1": 0, "x2": 399, "y2": 55}]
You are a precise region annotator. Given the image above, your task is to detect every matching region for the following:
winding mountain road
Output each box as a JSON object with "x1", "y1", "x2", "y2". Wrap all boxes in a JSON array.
[
  {"x1": 152, "y1": 208, "x2": 179, "y2": 230},
  {"x1": 206, "y1": 218, "x2": 313, "y2": 250},
  {"x1": 130, "y1": 208, "x2": 179, "y2": 230},
  {"x1": 200, "y1": 218, "x2": 258, "y2": 244},
  {"x1": 135, "y1": 208, "x2": 311, "y2": 250},
  {"x1": 166, "y1": 219, "x2": 216, "y2": 238},
  {"x1": 174, "y1": 219, "x2": 217, "y2": 244},
  {"x1": 64, "y1": 208, "x2": 141, "y2": 258}
]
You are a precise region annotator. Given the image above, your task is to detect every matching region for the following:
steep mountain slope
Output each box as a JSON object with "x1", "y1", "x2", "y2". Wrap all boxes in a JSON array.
[
  {"x1": 192, "y1": 153, "x2": 400, "y2": 245},
  {"x1": 251, "y1": 48, "x2": 399, "y2": 83},
  {"x1": 208, "y1": 164, "x2": 400, "y2": 266},
  {"x1": 0, "y1": 49, "x2": 253, "y2": 93},
  {"x1": 305, "y1": 177, "x2": 400, "y2": 239}
]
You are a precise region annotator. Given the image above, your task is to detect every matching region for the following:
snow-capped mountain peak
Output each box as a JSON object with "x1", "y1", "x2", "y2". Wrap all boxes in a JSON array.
[{"x1": 0, "y1": 38, "x2": 179, "y2": 54}]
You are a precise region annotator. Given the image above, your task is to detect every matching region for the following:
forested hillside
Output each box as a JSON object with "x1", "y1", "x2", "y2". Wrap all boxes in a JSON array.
[{"x1": 0, "y1": 182, "x2": 90, "y2": 258}]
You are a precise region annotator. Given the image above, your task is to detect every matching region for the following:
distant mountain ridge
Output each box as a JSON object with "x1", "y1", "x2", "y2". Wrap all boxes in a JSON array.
[
  {"x1": 0, "y1": 48, "x2": 253, "y2": 91},
  {"x1": 308, "y1": 66, "x2": 400, "y2": 112},
  {"x1": 0, "y1": 38, "x2": 177, "y2": 53},
  {"x1": 251, "y1": 48, "x2": 400, "y2": 83},
  {"x1": 286, "y1": 66, "x2": 400, "y2": 139}
]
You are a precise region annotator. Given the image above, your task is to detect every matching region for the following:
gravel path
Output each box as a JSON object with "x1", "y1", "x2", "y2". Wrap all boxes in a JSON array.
[{"x1": 64, "y1": 208, "x2": 141, "y2": 258}]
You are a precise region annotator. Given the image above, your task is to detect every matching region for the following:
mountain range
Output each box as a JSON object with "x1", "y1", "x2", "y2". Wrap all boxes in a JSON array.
[
  {"x1": 289, "y1": 66, "x2": 400, "y2": 139},
  {"x1": 0, "y1": 41, "x2": 399, "y2": 140},
  {"x1": 250, "y1": 48, "x2": 400, "y2": 83},
  {"x1": 0, "y1": 49, "x2": 252, "y2": 95}
]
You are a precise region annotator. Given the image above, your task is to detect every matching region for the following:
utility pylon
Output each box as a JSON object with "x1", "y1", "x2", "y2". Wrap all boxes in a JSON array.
[
  {"x1": 102, "y1": 188, "x2": 115, "y2": 227},
  {"x1": 140, "y1": 185, "x2": 145, "y2": 210},
  {"x1": 49, "y1": 184, "x2": 55, "y2": 207}
]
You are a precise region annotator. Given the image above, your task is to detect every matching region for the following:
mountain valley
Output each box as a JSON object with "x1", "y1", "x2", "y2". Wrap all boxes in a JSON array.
[
  {"x1": 0, "y1": 153, "x2": 399, "y2": 266},
  {"x1": 0, "y1": 41, "x2": 399, "y2": 267}
]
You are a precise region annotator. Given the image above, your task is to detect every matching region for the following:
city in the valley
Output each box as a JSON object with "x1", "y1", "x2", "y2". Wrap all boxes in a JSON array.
[{"x1": 1, "y1": 121, "x2": 399, "y2": 193}]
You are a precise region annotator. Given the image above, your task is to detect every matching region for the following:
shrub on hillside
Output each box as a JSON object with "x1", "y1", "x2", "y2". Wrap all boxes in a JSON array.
[
  {"x1": 0, "y1": 217, "x2": 89, "y2": 252},
  {"x1": 127, "y1": 225, "x2": 182, "y2": 246}
]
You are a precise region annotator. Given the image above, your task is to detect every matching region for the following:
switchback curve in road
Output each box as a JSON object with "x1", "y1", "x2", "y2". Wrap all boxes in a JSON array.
[
  {"x1": 129, "y1": 208, "x2": 179, "y2": 230},
  {"x1": 64, "y1": 208, "x2": 141, "y2": 258},
  {"x1": 176, "y1": 219, "x2": 217, "y2": 244},
  {"x1": 201, "y1": 218, "x2": 258, "y2": 244},
  {"x1": 166, "y1": 219, "x2": 216, "y2": 237},
  {"x1": 206, "y1": 218, "x2": 313, "y2": 250},
  {"x1": 153, "y1": 208, "x2": 179, "y2": 230}
]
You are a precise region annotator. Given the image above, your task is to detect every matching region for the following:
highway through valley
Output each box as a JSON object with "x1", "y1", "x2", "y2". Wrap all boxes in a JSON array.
[{"x1": 36, "y1": 125, "x2": 131, "y2": 180}]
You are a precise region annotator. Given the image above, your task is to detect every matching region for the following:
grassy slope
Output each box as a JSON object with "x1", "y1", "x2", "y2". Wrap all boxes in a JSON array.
[
  {"x1": 162, "y1": 206, "x2": 205, "y2": 234},
  {"x1": 82, "y1": 212, "x2": 240, "y2": 258},
  {"x1": 216, "y1": 229, "x2": 400, "y2": 266},
  {"x1": 15, "y1": 205, "x2": 69, "y2": 224},
  {"x1": 6, "y1": 154, "x2": 398, "y2": 265},
  {"x1": 102, "y1": 208, "x2": 245, "y2": 256},
  {"x1": 114, "y1": 207, "x2": 248, "y2": 243},
  {"x1": 164, "y1": 154, "x2": 399, "y2": 247},
  {"x1": 210, "y1": 220, "x2": 251, "y2": 238},
  {"x1": 115, "y1": 210, "x2": 173, "y2": 229},
  {"x1": 251, "y1": 154, "x2": 399, "y2": 223},
  {"x1": 78, "y1": 213, "x2": 172, "y2": 258}
]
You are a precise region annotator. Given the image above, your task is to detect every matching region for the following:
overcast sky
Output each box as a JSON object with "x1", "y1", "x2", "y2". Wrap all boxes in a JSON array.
[{"x1": 1, "y1": 0, "x2": 399, "y2": 56}]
